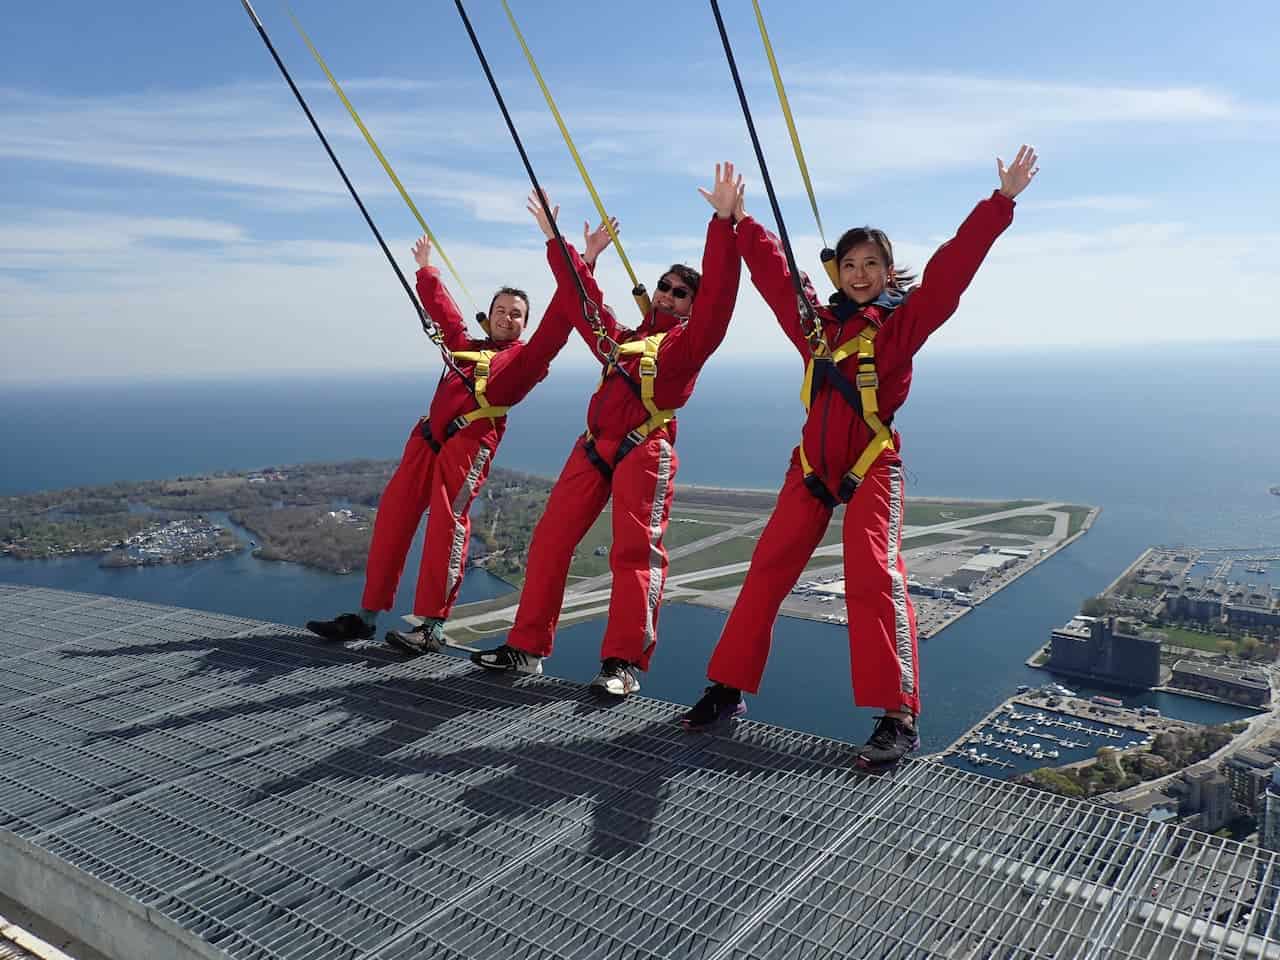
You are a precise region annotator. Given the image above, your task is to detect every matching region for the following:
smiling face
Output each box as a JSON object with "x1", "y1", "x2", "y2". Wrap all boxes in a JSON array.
[
  {"x1": 838, "y1": 240, "x2": 894, "y2": 306},
  {"x1": 653, "y1": 272, "x2": 694, "y2": 318},
  {"x1": 487, "y1": 291, "x2": 528, "y2": 342}
]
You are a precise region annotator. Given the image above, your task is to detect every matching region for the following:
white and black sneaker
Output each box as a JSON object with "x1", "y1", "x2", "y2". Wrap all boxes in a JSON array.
[
  {"x1": 385, "y1": 619, "x2": 445, "y2": 656},
  {"x1": 591, "y1": 658, "x2": 640, "y2": 696},
  {"x1": 469, "y1": 643, "x2": 543, "y2": 675}
]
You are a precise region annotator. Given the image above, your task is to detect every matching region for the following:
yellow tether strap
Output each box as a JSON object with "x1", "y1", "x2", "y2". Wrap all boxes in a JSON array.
[
  {"x1": 287, "y1": 6, "x2": 477, "y2": 312},
  {"x1": 751, "y1": 0, "x2": 839, "y2": 289},
  {"x1": 501, "y1": 0, "x2": 651, "y2": 318}
]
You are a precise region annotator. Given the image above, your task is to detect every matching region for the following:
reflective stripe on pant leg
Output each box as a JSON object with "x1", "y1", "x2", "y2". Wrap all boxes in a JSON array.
[
  {"x1": 445, "y1": 445, "x2": 491, "y2": 602},
  {"x1": 643, "y1": 439, "x2": 674, "y2": 657},
  {"x1": 842, "y1": 456, "x2": 919, "y2": 714},
  {"x1": 361, "y1": 423, "x2": 435, "y2": 612},
  {"x1": 885, "y1": 463, "x2": 916, "y2": 703},
  {"x1": 600, "y1": 435, "x2": 677, "y2": 670},
  {"x1": 414, "y1": 435, "x2": 491, "y2": 619}
]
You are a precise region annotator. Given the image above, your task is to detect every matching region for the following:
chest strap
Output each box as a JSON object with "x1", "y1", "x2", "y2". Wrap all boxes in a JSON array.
[
  {"x1": 582, "y1": 333, "x2": 677, "y2": 479},
  {"x1": 449, "y1": 349, "x2": 511, "y2": 432},
  {"x1": 419, "y1": 349, "x2": 513, "y2": 452},
  {"x1": 797, "y1": 325, "x2": 896, "y2": 506}
]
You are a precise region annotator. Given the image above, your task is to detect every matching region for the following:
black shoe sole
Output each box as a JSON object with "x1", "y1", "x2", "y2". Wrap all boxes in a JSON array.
[
  {"x1": 306, "y1": 621, "x2": 372, "y2": 643},
  {"x1": 679, "y1": 701, "x2": 746, "y2": 731}
]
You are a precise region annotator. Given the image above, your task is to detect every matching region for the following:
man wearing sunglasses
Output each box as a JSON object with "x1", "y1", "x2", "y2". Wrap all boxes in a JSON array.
[{"x1": 471, "y1": 162, "x2": 744, "y2": 696}]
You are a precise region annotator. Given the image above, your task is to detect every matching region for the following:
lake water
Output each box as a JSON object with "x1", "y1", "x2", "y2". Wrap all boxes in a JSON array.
[{"x1": 3, "y1": 342, "x2": 1278, "y2": 754}]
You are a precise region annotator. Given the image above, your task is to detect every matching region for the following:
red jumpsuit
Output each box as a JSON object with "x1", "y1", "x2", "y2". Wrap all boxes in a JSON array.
[
  {"x1": 706, "y1": 191, "x2": 1015, "y2": 715},
  {"x1": 507, "y1": 216, "x2": 741, "y2": 669},
  {"x1": 360, "y1": 269, "x2": 571, "y2": 619}
]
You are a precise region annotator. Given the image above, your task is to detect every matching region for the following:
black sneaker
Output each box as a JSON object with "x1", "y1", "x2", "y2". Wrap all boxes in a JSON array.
[
  {"x1": 470, "y1": 643, "x2": 543, "y2": 675},
  {"x1": 385, "y1": 619, "x2": 445, "y2": 656},
  {"x1": 591, "y1": 658, "x2": 640, "y2": 696},
  {"x1": 679, "y1": 683, "x2": 746, "y2": 729},
  {"x1": 306, "y1": 613, "x2": 373, "y2": 642},
  {"x1": 854, "y1": 716, "x2": 920, "y2": 770}
]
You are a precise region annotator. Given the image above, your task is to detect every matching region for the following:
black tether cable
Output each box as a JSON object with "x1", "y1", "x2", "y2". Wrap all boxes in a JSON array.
[
  {"x1": 452, "y1": 0, "x2": 623, "y2": 362},
  {"x1": 237, "y1": 0, "x2": 470, "y2": 382},
  {"x1": 708, "y1": 0, "x2": 822, "y2": 341}
]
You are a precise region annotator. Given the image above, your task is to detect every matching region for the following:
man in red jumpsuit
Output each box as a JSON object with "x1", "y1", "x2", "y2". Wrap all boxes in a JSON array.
[
  {"x1": 307, "y1": 229, "x2": 573, "y2": 652},
  {"x1": 470, "y1": 162, "x2": 744, "y2": 695},
  {"x1": 680, "y1": 146, "x2": 1040, "y2": 770}
]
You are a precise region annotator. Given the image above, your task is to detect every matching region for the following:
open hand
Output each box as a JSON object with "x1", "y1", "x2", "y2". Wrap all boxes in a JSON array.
[
  {"x1": 412, "y1": 235, "x2": 432, "y2": 269},
  {"x1": 526, "y1": 189, "x2": 560, "y2": 240},
  {"x1": 997, "y1": 145, "x2": 1039, "y2": 199},
  {"x1": 698, "y1": 161, "x2": 745, "y2": 220},
  {"x1": 583, "y1": 217, "x2": 620, "y2": 266}
]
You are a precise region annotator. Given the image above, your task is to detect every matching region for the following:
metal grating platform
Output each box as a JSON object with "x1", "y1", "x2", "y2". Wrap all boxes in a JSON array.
[{"x1": 2, "y1": 585, "x2": 1280, "y2": 959}]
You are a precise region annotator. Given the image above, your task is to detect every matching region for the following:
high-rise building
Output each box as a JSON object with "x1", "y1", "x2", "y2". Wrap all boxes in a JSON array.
[
  {"x1": 1263, "y1": 768, "x2": 1280, "y2": 852},
  {"x1": 1048, "y1": 615, "x2": 1162, "y2": 688},
  {"x1": 1185, "y1": 768, "x2": 1232, "y2": 832}
]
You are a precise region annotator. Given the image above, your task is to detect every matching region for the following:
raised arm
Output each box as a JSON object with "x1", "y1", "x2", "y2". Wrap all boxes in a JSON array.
[
  {"x1": 527, "y1": 190, "x2": 622, "y2": 351},
  {"x1": 734, "y1": 216, "x2": 815, "y2": 357},
  {"x1": 484, "y1": 283, "x2": 575, "y2": 406},
  {"x1": 675, "y1": 162, "x2": 744, "y2": 364},
  {"x1": 412, "y1": 236, "x2": 470, "y2": 352},
  {"x1": 893, "y1": 145, "x2": 1038, "y2": 357}
]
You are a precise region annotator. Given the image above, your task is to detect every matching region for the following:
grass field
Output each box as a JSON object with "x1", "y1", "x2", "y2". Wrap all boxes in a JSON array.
[
  {"x1": 968, "y1": 514, "x2": 1058, "y2": 537},
  {"x1": 681, "y1": 572, "x2": 748, "y2": 591},
  {"x1": 564, "y1": 512, "x2": 733, "y2": 578},
  {"x1": 905, "y1": 500, "x2": 1041, "y2": 526},
  {"x1": 1065, "y1": 505, "x2": 1094, "y2": 537},
  {"x1": 901, "y1": 532, "x2": 966, "y2": 550},
  {"x1": 667, "y1": 536, "x2": 761, "y2": 575},
  {"x1": 1157, "y1": 625, "x2": 1235, "y2": 653}
]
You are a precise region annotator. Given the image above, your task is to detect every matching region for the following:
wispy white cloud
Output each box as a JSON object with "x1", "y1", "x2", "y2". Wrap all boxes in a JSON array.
[{"x1": 3, "y1": 206, "x2": 1279, "y2": 385}]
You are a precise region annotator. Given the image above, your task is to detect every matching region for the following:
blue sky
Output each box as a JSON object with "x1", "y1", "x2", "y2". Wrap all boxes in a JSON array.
[{"x1": 3, "y1": 1, "x2": 1279, "y2": 382}]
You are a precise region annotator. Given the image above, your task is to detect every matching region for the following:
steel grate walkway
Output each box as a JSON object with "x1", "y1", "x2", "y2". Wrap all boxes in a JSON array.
[{"x1": 1, "y1": 585, "x2": 1279, "y2": 959}]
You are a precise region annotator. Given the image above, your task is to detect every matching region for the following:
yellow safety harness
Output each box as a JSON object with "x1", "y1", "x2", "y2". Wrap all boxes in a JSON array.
[
  {"x1": 420, "y1": 349, "x2": 512, "y2": 453},
  {"x1": 581, "y1": 334, "x2": 677, "y2": 479},
  {"x1": 797, "y1": 323, "x2": 896, "y2": 507}
]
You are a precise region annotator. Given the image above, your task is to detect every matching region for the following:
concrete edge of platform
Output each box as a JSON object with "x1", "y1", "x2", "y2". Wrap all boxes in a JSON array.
[{"x1": 0, "y1": 830, "x2": 230, "y2": 960}]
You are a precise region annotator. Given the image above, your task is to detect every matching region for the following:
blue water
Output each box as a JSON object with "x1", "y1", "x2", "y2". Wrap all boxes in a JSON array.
[{"x1": 3, "y1": 341, "x2": 1279, "y2": 756}]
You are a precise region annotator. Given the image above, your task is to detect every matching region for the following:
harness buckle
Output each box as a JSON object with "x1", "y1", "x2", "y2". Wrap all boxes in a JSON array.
[
  {"x1": 420, "y1": 419, "x2": 442, "y2": 454},
  {"x1": 802, "y1": 472, "x2": 840, "y2": 510},
  {"x1": 837, "y1": 473, "x2": 861, "y2": 502},
  {"x1": 855, "y1": 371, "x2": 879, "y2": 389}
]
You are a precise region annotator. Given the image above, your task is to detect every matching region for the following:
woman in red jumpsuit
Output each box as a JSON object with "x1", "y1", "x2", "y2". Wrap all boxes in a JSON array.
[{"x1": 681, "y1": 146, "x2": 1040, "y2": 770}]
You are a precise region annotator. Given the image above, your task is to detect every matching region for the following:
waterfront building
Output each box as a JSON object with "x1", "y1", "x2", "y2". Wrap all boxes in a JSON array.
[
  {"x1": 1169, "y1": 659, "x2": 1272, "y2": 707},
  {"x1": 1224, "y1": 749, "x2": 1276, "y2": 817},
  {"x1": 1047, "y1": 615, "x2": 1162, "y2": 688},
  {"x1": 1184, "y1": 768, "x2": 1231, "y2": 832},
  {"x1": 1263, "y1": 768, "x2": 1280, "y2": 852},
  {"x1": 1225, "y1": 588, "x2": 1280, "y2": 633},
  {"x1": 1163, "y1": 583, "x2": 1225, "y2": 621}
]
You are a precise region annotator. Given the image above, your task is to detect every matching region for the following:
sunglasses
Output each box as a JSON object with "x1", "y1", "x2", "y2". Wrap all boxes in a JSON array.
[{"x1": 656, "y1": 279, "x2": 691, "y2": 300}]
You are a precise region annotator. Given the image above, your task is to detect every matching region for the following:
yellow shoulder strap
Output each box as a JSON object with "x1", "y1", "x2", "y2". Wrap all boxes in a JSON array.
[{"x1": 449, "y1": 349, "x2": 509, "y2": 424}]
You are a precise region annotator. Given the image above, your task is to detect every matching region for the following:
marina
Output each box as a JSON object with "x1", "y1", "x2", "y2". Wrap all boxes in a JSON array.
[{"x1": 937, "y1": 688, "x2": 1171, "y2": 777}]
